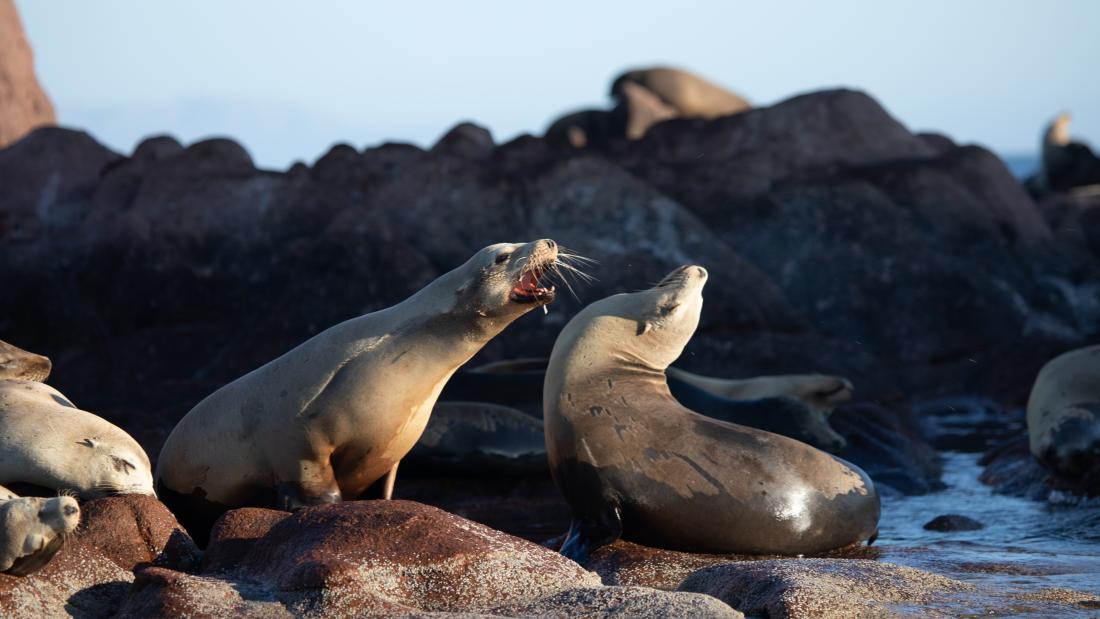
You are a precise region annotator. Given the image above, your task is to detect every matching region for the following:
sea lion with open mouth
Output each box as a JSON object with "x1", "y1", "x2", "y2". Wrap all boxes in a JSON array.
[
  {"x1": 544, "y1": 265, "x2": 880, "y2": 560},
  {"x1": 156, "y1": 239, "x2": 573, "y2": 541}
]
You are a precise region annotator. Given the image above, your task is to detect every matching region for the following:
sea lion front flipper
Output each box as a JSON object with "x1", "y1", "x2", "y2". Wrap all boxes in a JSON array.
[
  {"x1": 558, "y1": 505, "x2": 622, "y2": 563},
  {"x1": 275, "y1": 481, "x2": 342, "y2": 511},
  {"x1": 382, "y1": 462, "x2": 399, "y2": 500},
  {"x1": 6, "y1": 535, "x2": 64, "y2": 576}
]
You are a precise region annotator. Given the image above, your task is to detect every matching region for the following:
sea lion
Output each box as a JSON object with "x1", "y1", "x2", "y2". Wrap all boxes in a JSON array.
[
  {"x1": 0, "y1": 338, "x2": 51, "y2": 381},
  {"x1": 544, "y1": 265, "x2": 880, "y2": 560},
  {"x1": 0, "y1": 484, "x2": 15, "y2": 500},
  {"x1": 1030, "y1": 113, "x2": 1100, "y2": 194},
  {"x1": 443, "y1": 358, "x2": 848, "y2": 450},
  {"x1": 0, "y1": 379, "x2": 155, "y2": 499},
  {"x1": 610, "y1": 67, "x2": 751, "y2": 121},
  {"x1": 1027, "y1": 345, "x2": 1100, "y2": 489},
  {"x1": 157, "y1": 240, "x2": 563, "y2": 521},
  {"x1": 0, "y1": 495, "x2": 80, "y2": 576},
  {"x1": 405, "y1": 401, "x2": 547, "y2": 475}
]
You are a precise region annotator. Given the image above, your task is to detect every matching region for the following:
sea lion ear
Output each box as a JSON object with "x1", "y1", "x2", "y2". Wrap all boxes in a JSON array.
[
  {"x1": 636, "y1": 320, "x2": 652, "y2": 336},
  {"x1": 77, "y1": 438, "x2": 97, "y2": 449}
]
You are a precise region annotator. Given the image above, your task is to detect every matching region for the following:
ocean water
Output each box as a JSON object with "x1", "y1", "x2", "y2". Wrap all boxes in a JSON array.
[{"x1": 1000, "y1": 153, "x2": 1040, "y2": 180}]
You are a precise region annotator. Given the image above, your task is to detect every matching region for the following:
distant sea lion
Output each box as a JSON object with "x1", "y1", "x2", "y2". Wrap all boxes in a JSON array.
[
  {"x1": 1027, "y1": 345, "x2": 1100, "y2": 489},
  {"x1": 0, "y1": 379, "x2": 155, "y2": 499},
  {"x1": 0, "y1": 338, "x2": 51, "y2": 381},
  {"x1": 611, "y1": 67, "x2": 750, "y2": 121},
  {"x1": 157, "y1": 240, "x2": 565, "y2": 528},
  {"x1": 544, "y1": 265, "x2": 880, "y2": 559},
  {"x1": 443, "y1": 358, "x2": 848, "y2": 450},
  {"x1": 405, "y1": 401, "x2": 547, "y2": 475},
  {"x1": 1031, "y1": 113, "x2": 1100, "y2": 194},
  {"x1": 0, "y1": 495, "x2": 80, "y2": 576}
]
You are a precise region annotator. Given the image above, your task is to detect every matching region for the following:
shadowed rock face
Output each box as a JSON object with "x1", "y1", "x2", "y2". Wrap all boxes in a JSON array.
[
  {"x1": 0, "y1": 87, "x2": 1095, "y2": 469},
  {"x1": 0, "y1": 0, "x2": 54, "y2": 148}
]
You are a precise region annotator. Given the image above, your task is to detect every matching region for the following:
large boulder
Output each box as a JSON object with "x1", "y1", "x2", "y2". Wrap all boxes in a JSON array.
[
  {"x1": 0, "y1": 0, "x2": 54, "y2": 148},
  {"x1": 120, "y1": 500, "x2": 742, "y2": 618},
  {"x1": 0, "y1": 494, "x2": 198, "y2": 618}
]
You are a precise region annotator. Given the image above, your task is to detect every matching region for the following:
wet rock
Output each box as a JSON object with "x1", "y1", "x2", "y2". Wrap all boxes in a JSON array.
[
  {"x1": 831, "y1": 402, "x2": 944, "y2": 495},
  {"x1": 0, "y1": 494, "x2": 198, "y2": 617},
  {"x1": 979, "y1": 435, "x2": 1054, "y2": 499},
  {"x1": 923, "y1": 514, "x2": 984, "y2": 532},
  {"x1": 0, "y1": 0, "x2": 55, "y2": 148},
  {"x1": 678, "y1": 558, "x2": 973, "y2": 618}
]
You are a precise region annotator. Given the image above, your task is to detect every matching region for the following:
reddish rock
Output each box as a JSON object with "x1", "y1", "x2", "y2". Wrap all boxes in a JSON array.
[
  {"x1": 0, "y1": 494, "x2": 198, "y2": 618},
  {"x1": 125, "y1": 500, "x2": 742, "y2": 617},
  {"x1": 0, "y1": 0, "x2": 54, "y2": 148},
  {"x1": 679, "y1": 559, "x2": 973, "y2": 618}
]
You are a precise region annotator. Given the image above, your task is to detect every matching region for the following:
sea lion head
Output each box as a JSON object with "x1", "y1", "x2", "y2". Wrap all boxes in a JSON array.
[
  {"x1": 452, "y1": 239, "x2": 570, "y2": 321},
  {"x1": 0, "y1": 496, "x2": 80, "y2": 576},
  {"x1": 0, "y1": 339, "x2": 52, "y2": 382},
  {"x1": 562, "y1": 265, "x2": 707, "y2": 373},
  {"x1": 74, "y1": 436, "x2": 156, "y2": 498}
]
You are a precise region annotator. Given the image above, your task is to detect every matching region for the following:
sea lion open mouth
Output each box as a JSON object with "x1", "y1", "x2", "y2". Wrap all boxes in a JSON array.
[{"x1": 511, "y1": 262, "x2": 556, "y2": 304}]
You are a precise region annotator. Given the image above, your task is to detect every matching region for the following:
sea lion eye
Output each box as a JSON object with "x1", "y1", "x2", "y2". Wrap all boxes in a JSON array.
[
  {"x1": 495, "y1": 252, "x2": 511, "y2": 264},
  {"x1": 661, "y1": 303, "x2": 680, "y2": 315}
]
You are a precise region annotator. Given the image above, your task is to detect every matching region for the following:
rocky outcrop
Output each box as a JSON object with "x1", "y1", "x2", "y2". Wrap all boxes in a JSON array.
[
  {"x1": 0, "y1": 494, "x2": 198, "y2": 617},
  {"x1": 0, "y1": 0, "x2": 54, "y2": 148},
  {"x1": 120, "y1": 500, "x2": 742, "y2": 618},
  {"x1": 0, "y1": 87, "x2": 1094, "y2": 481}
]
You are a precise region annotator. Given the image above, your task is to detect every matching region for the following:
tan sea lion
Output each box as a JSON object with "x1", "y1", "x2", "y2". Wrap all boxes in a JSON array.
[
  {"x1": 0, "y1": 338, "x2": 51, "y2": 381},
  {"x1": 156, "y1": 240, "x2": 564, "y2": 521},
  {"x1": 0, "y1": 484, "x2": 16, "y2": 500},
  {"x1": 0, "y1": 495, "x2": 80, "y2": 576},
  {"x1": 1027, "y1": 345, "x2": 1100, "y2": 488},
  {"x1": 0, "y1": 380, "x2": 155, "y2": 499},
  {"x1": 1033, "y1": 113, "x2": 1100, "y2": 193},
  {"x1": 664, "y1": 367, "x2": 854, "y2": 415},
  {"x1": 544, "y1": 265, "x2": 880, "y2": 560},
  {"x1": 611, "y1": 67, "x2": 751, "y2": 120}
]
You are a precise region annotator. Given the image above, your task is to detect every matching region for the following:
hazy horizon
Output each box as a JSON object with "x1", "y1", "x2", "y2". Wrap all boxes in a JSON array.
[{"x1": 16, "y1": 1, "x2": 1100, "y2": 169}]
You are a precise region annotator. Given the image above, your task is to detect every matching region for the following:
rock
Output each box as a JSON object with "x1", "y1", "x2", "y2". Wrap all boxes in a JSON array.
[
  {"x1": 125, "y1": 500, "x2": 743, "y2": 617},
  {"x1": 0, "y1": 494, "x2": 198, "y2": 617},
  {"x1": 831, "y1": 402, "x2": 944, "y2": 495},
  {"x1": 922, "y1": 514, "x2": 984, "y2": 532},
  {"x1": 0, "y1": 87, "x2": 1096, "y2": 480},
  {"x1": 0, "y1": 0, "x2": 55, "y2": 148},
  {"x1": 979, "y1": 435, "x2": 1054, "y2": 500},
  {"x1": 432, "y1": 122, "x2": 495, "y2": 160},
  {"x1": 678, "y1": 558, "x2": 972, "y2": 618}
]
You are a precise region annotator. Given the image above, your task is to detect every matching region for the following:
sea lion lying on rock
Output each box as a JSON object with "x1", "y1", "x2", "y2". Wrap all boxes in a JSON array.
[
  {"x1": 0, "y1": 338, "x2": 51, "y2": 381},
  {"x1": 544, "y1": 265, "x2": 880, "y2": 560},
  {"x1": 1027, "y1": 345, "x2": 1100, "y2": 492},
  {"x1": 0, "y1": 379, "x2": 155, "y2": 500},
  {"x1": 443, "y1": 357, "x2": 849, "y2": 450},
  {"x1": 0, "y1": 494, "x2": 80, "y2": 576}
]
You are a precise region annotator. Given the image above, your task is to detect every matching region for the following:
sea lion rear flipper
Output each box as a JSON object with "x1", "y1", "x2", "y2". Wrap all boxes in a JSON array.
[{"x1": 558, "y1": 506, "x2": 622, "y2": 564}]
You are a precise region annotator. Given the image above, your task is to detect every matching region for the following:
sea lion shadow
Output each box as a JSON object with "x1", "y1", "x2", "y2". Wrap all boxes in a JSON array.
[{"x1": 65, "y1": 580, "x2": 131, "y2": 616}]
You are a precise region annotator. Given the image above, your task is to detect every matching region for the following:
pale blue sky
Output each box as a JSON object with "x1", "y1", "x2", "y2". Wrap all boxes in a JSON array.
[{"x1": 16, "y1": 1, "x2": 1100, "y2": 169}]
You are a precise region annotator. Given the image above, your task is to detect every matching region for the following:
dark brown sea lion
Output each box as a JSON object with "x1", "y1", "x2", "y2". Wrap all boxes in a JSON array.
[{"x1": 544, "y1": 265, "x2": 880, "y2": 560}]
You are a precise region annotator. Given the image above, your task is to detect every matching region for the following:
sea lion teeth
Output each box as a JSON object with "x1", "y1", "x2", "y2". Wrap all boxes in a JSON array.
[{"x1": 156, "y1": 239, "x2": 562, "y2": 545}]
